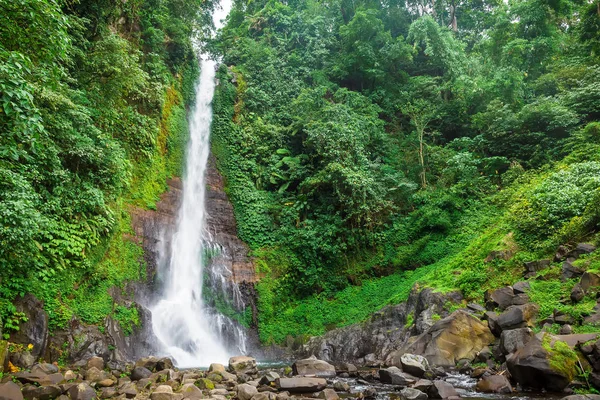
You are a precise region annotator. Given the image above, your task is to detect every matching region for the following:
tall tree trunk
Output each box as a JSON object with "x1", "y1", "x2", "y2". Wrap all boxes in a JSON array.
[
  {"x1": 449, "y1": 1, "x2": 458, "y2": 32},
  {"x1": 418, "y1": 126, "x2": 427, "y2": 188}
]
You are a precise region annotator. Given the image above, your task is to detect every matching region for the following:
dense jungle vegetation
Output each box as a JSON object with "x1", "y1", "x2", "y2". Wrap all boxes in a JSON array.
[
  {"x1": 209, "y1": 0, "x2": 600, "y2": 343},
  {"x1": 0, "y1": 0, "x2": 212, "y2": 336},
  {"x1": 1, "y1": 0, "x2": 600, "y2": 349}
]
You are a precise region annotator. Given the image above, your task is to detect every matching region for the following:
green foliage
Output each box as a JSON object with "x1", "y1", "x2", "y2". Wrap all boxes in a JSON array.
[
  {"x1": 114, "y1": 305, "x2": 141, "y2": 336},
  {"x1": 542, "y1": 334, "x2": 578, "y2": 381},
  {"x1": 0, "y1": 0, "x2": 207, "y2": 330}
]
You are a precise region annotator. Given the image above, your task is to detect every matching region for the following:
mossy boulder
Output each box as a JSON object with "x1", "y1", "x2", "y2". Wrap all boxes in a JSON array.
[
  {"x1": 195, "y1": 378, "x2": 215, "y2": 390},
  {"x1": 391, "y1": 310, "x2": 495, "y2": 367},
  {"x1": 506, "y1": 333, "x2": 578, "y2": 392},
  {"x1": 0, "y1": 340, "x2": 8, "y2": 373}
]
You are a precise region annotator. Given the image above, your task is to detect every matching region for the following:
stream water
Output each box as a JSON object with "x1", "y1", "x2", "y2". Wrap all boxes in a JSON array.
[{"x1": 150, "y1": 0, "x2": 245, "y2": 368}]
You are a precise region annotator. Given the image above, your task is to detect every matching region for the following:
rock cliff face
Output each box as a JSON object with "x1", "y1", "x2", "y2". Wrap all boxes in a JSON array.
[
  {"x1": 299, "y1": 287, "x2": 463, "y2": 364},
  {"x1": 130, "y1": 154, "x2": 257, "y2": 293}
]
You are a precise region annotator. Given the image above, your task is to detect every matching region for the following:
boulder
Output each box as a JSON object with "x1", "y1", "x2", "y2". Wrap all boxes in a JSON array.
[
  {"x1": 68, "y1": 383, "x2": 97, "y2": 400},
  {"x1": 500, "y1": 328, "x2": 534, "y2": 355},
  {"x1": 475, "y1": 375, "x2": 512, "y2": 393},
  {"x1": 379, "y1": 367, "x2": 416, "y2": 386},
  {"x1": 413, "y1": 379, "x2": 433, "y2": 392},
  {"x1": 400, "y1": 388, "x2": 428, "y2": 400},
  {"x1": 238, "y1": 384, "x2": 259, "y2": 400},
  {"x1": 581, "y1": 272, "x2": 600, "y2": 292},
  {"x1": 466, "y1": 303, "x2": 486, "y2": 314},
  {"x1": 14, "y1": 371, "x2": 56, "y2": 386},
  {"x1": 316, "y1": 389, "x2": 339, "y2": 400},
  {"x1": 209, "y1": 363, "x2": 226, "y2": 374},
  {"x1": 475, "y1": 346, "x2": 492, "y2": 363},
  {"x1": 156, "y1": 357, "x2": 174, "y2": 371},
  {"x1": 131, "y1": 366, "x2": 153, "y2": 381},
  {"x1": 259, "y1": 371, "x2": 280, "y2": 385},
  {"x1": 486, "y1": 287, "x2": 515, "y2": 310},
  {"x1": 0, "y1": 382, "x2": 24, "y2": 400},
  {"x1": 572, "y1": 283, "x2": 585, "y2": 302},
  {"x1": 119, "y1": 382, "x2": 138, "y2": 398},
  {"x1": 496, "y1": 303, "x2": 538, "y2": 332},
  {"x1": 560, "y1": 325, "x2": 574, "y2": 335},
  {"x1": 251, "y1": 394, "x2": 276, "y2": 400},
  {"x1": 229, "y1": 356, "x2": 258, "y2": 376},
  {"x1": 562, "y1": 261, "x2": 585, "y2": 281},
  {"x1": 31, "y1": 363, "x2": 59, "y2": 375},
  {"x1": 561, "y1": 396, "x2": 600, "y2": 400},
  {"x1": 400, "y1": 354, "x2": 429, "y2": 377},
  {"x1": 569, "y1": 243, "x2": 597, "y2": 259},
  {"x1": 363, "y1": 388, "x2": 377, "y2": 399},
  {"x1": 151, "y1": 385, "x2": 183, "y2": 400},
  {"x1": 136, "y1": 356, "x2": 159, "y2": 372},
  {"x1": 99, "y1": 387, "x2": 118, "y2": 399},
  {"x1": 513, "y1": 281, "x2": 531, "y2": 294},
  {"x1": 86, "y1": 366, "x2": 107, "y2": 382},
  {"x1": 392, "y1": 310, "x2": 494, "y2": 367},
  {"x1": 275, "y1": 378, "x2": 327, "y2": 393},
  {"x1": 428, "y1": 381, "x2": 458, "y2": 399},
  {"x1": 506, "y1": 335, "x2": 577, "y2": 391},
  {"x1": 181, "y1": 383, "x2": 203, "y2": 399},
  {"x1": 524, "y1": 260, "x2": 551, "y2": 275},
  {"x1": 195, "y1": 378, "x2": 215, "y2": 390},
  {"x1": 87, "y1": 356, "x2": 105, "y2": 371},
  {"x1": 21, "y1": 385, "x2": 62, "y2": 400},
  {"x1": 333, "y1": 381, "x2": 350, "y2": 392},
  {"x1": 292, "y1": 356, "x2": 336, "y2": 378}
]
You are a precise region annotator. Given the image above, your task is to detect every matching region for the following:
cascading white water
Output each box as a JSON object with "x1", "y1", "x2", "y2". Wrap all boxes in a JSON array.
[{"x1": 151, "y1": 0, "x2": 242, "y2": 368}]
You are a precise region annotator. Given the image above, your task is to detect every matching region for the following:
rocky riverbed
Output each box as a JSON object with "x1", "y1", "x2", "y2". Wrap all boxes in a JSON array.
[{"x1": 0, "y1": 354, "x2": 597, "y2": 400}]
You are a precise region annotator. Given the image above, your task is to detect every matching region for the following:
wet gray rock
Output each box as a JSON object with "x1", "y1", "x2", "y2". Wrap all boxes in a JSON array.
[
  {"x1": 500, "y1": 328, "x2": 534, "y2": 355},
  {"x1": 238, "y1": 384, "x2": 259, "y2": 400},
  {"x1": 333, "y1": 381, "x2": 350, "y2": 392},
  {"x1": 428, "y1": 381, "x2": 458, "y2": 399},
  {"x1": 561, "y1": 396, "x2": 600, "y2": 400},
  {"x1": 181, "y1": 383, "x2": 204, "y2": 399},
  {"x1": 476, "y1": 375, "x2": 512, "y2": 393},
  {"x1": 0, "y1": 382, "x2": 24, "y2": 400},
  {"x1": 400, "y1": 354, "x2": 429, "y2": 377},
  {"x1": 513, "y1": 281, "x2": 530, "y2": 294},
  {"x1": 317, "y1": 388, "x2": 339, "y2": 400},
  {"x1": 400, "y1": 388, "x2": 428, "y2": 400},
  {"x1": 68, "y1": 383, "x2": 97, "y2": 400},
  {"x1": 119, "y1": 382, "x2": 138, "y2": 398},
  {"x1": 292, "y1": 356, "x2": 336, "y2": 378},
  {"x1": 21, "y1": 384, "x2": 62, "y2": 400},
  {"x1": 414, "y1": 379, "x2": 433, "y2": 392},
  {"x1": 496, "y1": 303, "x2": 539, "y2": 332},
  {"x1": 151, "y1": 385, "x2": 182, "y2": 400},
  {"x1": 31, "y1": 363, "x2": 59, "y2": 375},
  {"x1": 507, "y1": 335, "x2": 574, "y2": 391},
  {"x1": 87, "y1": 356, "x2": 105, "y2": 371},
  {"x1": 486, "y1": 287, "x2": 515, "y2": 310},
  {"x1": 275, "y1": 378, "x2": 327, "y2": 393},
  {"x1": 379, "y1": 367, "x2": 416, "y2": 386},
  {"x1": 131, "y1": 366, "x2": 153, "y2": 381},
  {"x1": 229, "y1": 356, "x2": 258, "y2": 376}
]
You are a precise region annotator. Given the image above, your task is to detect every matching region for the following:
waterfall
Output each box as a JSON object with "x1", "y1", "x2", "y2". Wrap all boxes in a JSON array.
[{"x1": 150, "y1": 0, "x2": 244, "y2": 368}]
